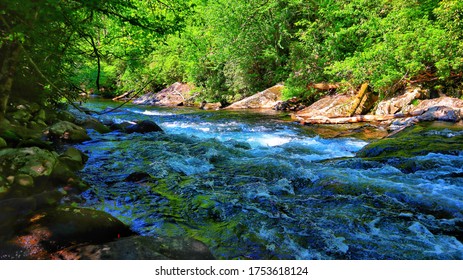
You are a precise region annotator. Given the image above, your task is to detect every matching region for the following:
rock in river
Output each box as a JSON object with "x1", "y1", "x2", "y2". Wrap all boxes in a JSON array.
[
  {"x1": 132, "y1": 82, "x2": 193, "y2": 106},
  {"x1": 125, "y1": 120, "x2": 163, "y2": 134},
  {"x1": 46, "y1": 121, "x2": 91, "y2": 143},
  {"x1": 226, "y1": 84, "x2": 284, "y2": 109}
]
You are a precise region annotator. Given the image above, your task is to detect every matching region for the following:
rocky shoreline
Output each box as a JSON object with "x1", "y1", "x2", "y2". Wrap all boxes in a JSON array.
[
  {"x1": 0, "y1": 100, "x2": 214, "y2": 260},
  {"x1": 130, "y1": 82, "x2": 463, "y2": 134}
]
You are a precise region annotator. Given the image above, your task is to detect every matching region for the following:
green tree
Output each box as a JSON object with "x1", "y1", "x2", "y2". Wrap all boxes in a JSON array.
[{"x1": 0, "y1": 0, "x2": 190, "y2": 117}]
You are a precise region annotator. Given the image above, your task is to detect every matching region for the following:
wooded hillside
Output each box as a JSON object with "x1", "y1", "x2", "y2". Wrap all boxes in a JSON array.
[{"x1": 1, "y1": 0, "x2": 462, "y2": 113}]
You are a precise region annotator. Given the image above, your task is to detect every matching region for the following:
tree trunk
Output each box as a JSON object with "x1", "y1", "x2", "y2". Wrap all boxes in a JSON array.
[
  {"x1": 0, "y1": 41, "x2": 20, "y2": 119},
  {"x1": 293, "y1": 113, "x2": 411, "y2": 125},
  {"x1": 90, "y1": 36, "x2": 101, "y2": 93},
  {"x1": 347, "y1": 82, "x2": 369, "y2": 117}
]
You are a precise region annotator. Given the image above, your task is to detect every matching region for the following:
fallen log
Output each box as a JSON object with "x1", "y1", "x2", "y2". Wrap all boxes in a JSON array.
[
  {"x1": 347, "y1": 82, "x2": 369, "y2": 117},
  {"x1": 293, "y1": 113, "x2": 412, "y2": 125},
  {"x1": 307, "y1": 82, "x2": 339, "y2": 91},
  {"x1": 112, "y1": 90, "x2": 135, "y2": 101}
]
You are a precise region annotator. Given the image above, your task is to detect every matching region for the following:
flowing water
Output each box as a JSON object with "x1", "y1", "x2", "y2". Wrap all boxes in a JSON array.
[{"x1": 75, "y1": 99, "x2": 463, "y2": 260}]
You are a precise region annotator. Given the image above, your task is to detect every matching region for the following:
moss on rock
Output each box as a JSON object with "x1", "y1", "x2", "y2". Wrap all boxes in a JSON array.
[{"x1": 357, "y1": 122, "x2": 463, "y2": 159}]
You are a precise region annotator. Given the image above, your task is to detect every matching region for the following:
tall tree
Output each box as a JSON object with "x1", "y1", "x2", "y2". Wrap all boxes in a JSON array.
[{"x1": 0, "y1": 0, "x2": 189, "y2": 118}]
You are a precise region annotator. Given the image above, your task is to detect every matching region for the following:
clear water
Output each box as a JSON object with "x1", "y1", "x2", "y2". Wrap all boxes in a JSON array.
[{"x1": 75, "y1": 99, "x2": 463, "y2": 260}]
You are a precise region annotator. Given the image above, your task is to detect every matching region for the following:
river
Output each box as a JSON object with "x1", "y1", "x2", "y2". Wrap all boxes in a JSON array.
[{"x1": 74, "y1": 99, "x2": 463, "y2": 259}]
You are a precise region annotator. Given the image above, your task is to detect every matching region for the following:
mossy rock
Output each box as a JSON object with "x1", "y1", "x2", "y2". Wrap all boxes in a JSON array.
[
  {"x1": 0, "y1": 147, "x2": 58, "y2": 178},
  {"x1": 58, "y1": 147, "x2": 88, "y2": 171},
  {"x1": 357, "y1": 122, "x2": 463, "y2": 159},
  {"x1": 77, "y1": 117, "x2": 111, "y2": 134},
  {"x1": 0, "y1": 119, "x2": 47, "y2": 148},
  {"x1": 0, "y1": 137, "x2": 7, "y2": 148},
  {"x1": 47, "y1": 121, "x2": 90, "y2": 143},
  {"x1": 55, "y1": 110, "x2": 76, "y2": 123}
]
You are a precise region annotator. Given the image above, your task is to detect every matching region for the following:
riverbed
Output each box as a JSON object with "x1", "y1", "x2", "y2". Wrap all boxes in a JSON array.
[{"x1": 74, "y1": 99, "x2": 463, "y2": 259}]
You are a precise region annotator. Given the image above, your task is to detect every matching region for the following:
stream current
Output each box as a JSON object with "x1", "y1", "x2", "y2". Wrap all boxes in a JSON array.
[{"x1": 75, "y1": 99, "x2": 463, "y2": 259}]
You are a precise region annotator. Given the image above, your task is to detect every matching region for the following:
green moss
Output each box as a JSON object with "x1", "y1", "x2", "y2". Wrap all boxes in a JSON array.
[{"x1": 357, "y1": 122, "x2": 463, "y2": 159}]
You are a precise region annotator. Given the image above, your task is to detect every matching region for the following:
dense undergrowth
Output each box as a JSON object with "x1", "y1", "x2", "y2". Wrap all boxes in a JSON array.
[{"x1": 1, "y1": 0, "x2": 463, "y2": 111}]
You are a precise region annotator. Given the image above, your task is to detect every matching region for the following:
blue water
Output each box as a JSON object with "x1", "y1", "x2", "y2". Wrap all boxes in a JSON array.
[{"x1": 75, "y1": 100, "x2": 463, "y2": 259}]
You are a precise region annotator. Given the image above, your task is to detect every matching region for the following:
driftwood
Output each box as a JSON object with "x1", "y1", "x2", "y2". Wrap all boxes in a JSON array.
[
  {"x1": 294, "y1": 113, "x2": 412, "y2": 125},
  {"x1": 307, "y1": 83, "x2": 339, "y2": 91},
  {"x1": 347, "y1": 82, "x2": 369, "y2": 117},
  {"x1": 112, "y1": 90, "x2": 135, "y2": 101}
]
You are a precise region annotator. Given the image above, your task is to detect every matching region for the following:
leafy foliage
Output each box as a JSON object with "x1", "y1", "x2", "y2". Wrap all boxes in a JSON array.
[{"x1": 1, "y1": 0, "x2": 463, "y2": 110}]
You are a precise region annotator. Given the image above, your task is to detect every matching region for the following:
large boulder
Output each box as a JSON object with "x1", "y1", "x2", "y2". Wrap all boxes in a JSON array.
[
  {"x1": 0, "y1": 191, "x2": 64, "y2": 239},
  {"x1": 410, "y1": 97, "x2": 463, "y2": 117},
  {"x1": 295, "y1": 94, "x2": 354, "y2": 119},
  {"x1": 46, "y1": 121, "x2": 91, "y2": 143},
  {"x1": 375, "y1": 86, "x2": 427, "y2": 115},
  {"x1": 1, "y1": 206, "x2": 133, "y2": 259},
  {"x1": 75, "y1": 117, "x2": 111, "y2": 134},
  {"x1": 226, "y1": 84, "x2": 284, "y2": 109},
  {"x1": 200, "y1": 101, "x2": 222, "y2": 110},
  {"x1": 294, "y1": 83, "x2": 376, "y2": 119},
  {"x1": 132, "y1": 82, "x2": 193, "y2": 106},
  {"x1": 49, "y1": 235, "x2": 215, "y2": 260},
  {"x1": 125, "y1": 120, "x2": 163, "y2": 134}
]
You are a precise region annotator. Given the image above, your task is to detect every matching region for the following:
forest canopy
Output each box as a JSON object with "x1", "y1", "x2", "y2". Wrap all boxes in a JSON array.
[{"x1": 1, "y1": 0, "x2": 462, "y2": 114}]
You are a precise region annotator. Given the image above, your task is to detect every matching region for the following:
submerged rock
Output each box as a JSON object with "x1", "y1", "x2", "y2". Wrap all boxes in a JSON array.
[
  {"x1": 226, "y1": 84, "x2": 284, "y2": 109},
  {"x1": 124, "y1": 172, "x2": 153, "y2": 182},
  {"x1": 50, "y1": 235, "x2": 215, "y2": 260}
]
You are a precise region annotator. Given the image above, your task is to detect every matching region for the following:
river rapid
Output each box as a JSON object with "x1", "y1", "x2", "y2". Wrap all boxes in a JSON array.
[{"x1": 74, "y1": 99, "x2": 463, "y2": 260}]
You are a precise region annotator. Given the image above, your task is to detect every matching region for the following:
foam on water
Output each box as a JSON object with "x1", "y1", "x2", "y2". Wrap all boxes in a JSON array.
[
  {"x1": 134, "y1": 109, "x2": 175, "y2": 116},
  {"x1": 75, "y1": 100, "x2": 463, "y2": 260}
]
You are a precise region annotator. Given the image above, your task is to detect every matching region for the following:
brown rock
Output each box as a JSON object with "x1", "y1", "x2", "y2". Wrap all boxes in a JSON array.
[
  {"x1": 411, "y1": 97, "x2": 463, "y2": 115},
  {"x1": 226, "y1": 84, "x2": 284, "y2": 109},
  {"x1": 47, "y1": 121, "x2": 91, "y2": 143},
  {"x1": 133, "y1": 82, "x2": 193, "y2": 106},
  {"x1": 375, "y1": 86, "x2": 426, "y2": 115},
  {"x1": 294, "y1": 95, "x2": 354, "y2": 119},
  {"x1": 200, "y1": 101, "x2": 222, "y2": 110}
]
